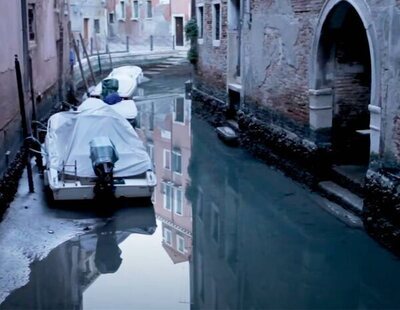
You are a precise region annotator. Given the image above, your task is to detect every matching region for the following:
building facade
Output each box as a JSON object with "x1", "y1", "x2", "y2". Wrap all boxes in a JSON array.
[
  {"x1": 0, "y1": 0, "x2": 71, "y2": 177},
  {"x1": 107, "y1": 0, "x2": 190, "y2": 48},
  {"x1": 193, "y1": 0, "x2": 400, "y2": 249},
  {"x1": 107, "y1": 0, "x2": 191, "y2": 49},
  {"x1": 69, "y1": 0, "x2": 191, "y2": 52},
  {"x1": 70, "y1": 0, "x2": 108, "y2": 51}
]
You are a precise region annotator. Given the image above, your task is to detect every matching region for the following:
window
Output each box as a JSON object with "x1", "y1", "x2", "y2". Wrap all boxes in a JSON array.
[
  {"x1": 174, "y1": 97, "x2": 185, "y2": 123},
  {"x1": 176, "y1": 235, "x2": 185, "y2": 253},
  {"x1": 172, "y1": 150, "x2": 182, "y2": 174},
  {"x1": 161, "y1": 130, "x2": 171, "y2": 140},
  {"x1": 197, "y1": 6, "x2": 204, "y2": 40},
  {"x1": 146, "y1": 0, "x2": 152, "y2": 18},
  {"x1": 28, "y1": 3, "x2": 36, "y2": 42},
  {"x1": 109, "y1": 12, "x2": 115, "y2": 23},
  {"x1": 94, "y1": 19, "x2": 100, "y2": 34},
  {"x1": 163, "y1": 227, "x2": 172, "y2": 245},
  {"x1": 163, "y1": 182, "x2": 173, "y2": 211},
  {"x1": 147, "y1": 142, "x2": 154, "y2": 163},
  {"x1": 163, "y1": 149, "x2": 171, "y2": 170},
  {"x1": 132, "y1": 0, "x2": 139, "y2": 19},
  {"x1": 120, "y1": 1, "x2": 126, "y2": 19},
  {"x1": 213, "y1": 3, "x2": 221, "y2": 43},
  {"x1": 211, "y1": 204, "x2": 220, "y2": 243},
  {"x1": 174, "y1": 187, "x2": 183, "y2": 215}
]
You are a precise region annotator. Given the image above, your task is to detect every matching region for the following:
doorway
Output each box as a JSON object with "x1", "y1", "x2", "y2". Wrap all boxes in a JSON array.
[
  {"x1": 317, "y1": 2, "x2": 372, "y2": 166},
  {"x1": 175, "y1": 17, "x2": 184, "y2": 47},
  {"x1": 83, "y1": 18, "x2": 89, "y2": 47}
]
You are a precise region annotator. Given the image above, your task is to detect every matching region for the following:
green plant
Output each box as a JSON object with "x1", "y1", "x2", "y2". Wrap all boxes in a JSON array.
[
  {"x1": 187, "y1": 45, "x2": 198, "y2": 64},
  {"x1": 185, "y1": 19, "x2": 198, "y2": 41}
]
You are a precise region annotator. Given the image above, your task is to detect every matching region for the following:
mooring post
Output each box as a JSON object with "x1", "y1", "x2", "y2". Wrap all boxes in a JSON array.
[
  {"x1": 97, "y1": 46, "x2": 103, "y2": 75},
  {"x1": 108, "y1": 51, "x2": 113, "y2": 70},
  {"x1": 150, "y1": 35, "x2": 154, "y2": 51},
  {"x1": 15, "y1": 55, "x2": 34, "y2": 193},
  {"x1": 90, "y1": 37, "x2": 94, "y2": 55},
  {"x1": 126, "y1": 36, "x2": 129, "y2": 52},
  {"x1": 172, "y1": 35, "x2": 175, "y2": 50}
]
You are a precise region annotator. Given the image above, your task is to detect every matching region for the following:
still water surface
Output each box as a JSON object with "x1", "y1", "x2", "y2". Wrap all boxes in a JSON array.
[{"x1": 2, "y1": 67, "x2": 400, "y2": 309}]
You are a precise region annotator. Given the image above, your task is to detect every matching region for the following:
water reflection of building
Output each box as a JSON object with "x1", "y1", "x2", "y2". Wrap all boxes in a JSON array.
[
  {"x1": 137, "y1": 94, "x2": 193, "y2": 264},
  {"x1": 188, "y1": 118, "x2": 400, "y2": 310},
  {"x1": 1, "y1": 207, "x2": 156, "y2": 310}
]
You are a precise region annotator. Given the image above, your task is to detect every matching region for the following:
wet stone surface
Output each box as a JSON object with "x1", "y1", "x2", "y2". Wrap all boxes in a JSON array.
[{"x1": 1, "y1": 65, "x2": 400, "y2": 309}]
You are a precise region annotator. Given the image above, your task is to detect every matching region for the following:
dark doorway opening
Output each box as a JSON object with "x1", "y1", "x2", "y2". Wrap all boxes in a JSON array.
[
  {"x1": 318, "y1": 2, "x2": 371, "y2": 166},
  {"x1": 227, "y1": 89, "x2": 240, "y2": 119},
  {"x1": 175, "y1": 17, "x2": 184, "y2": 47}
]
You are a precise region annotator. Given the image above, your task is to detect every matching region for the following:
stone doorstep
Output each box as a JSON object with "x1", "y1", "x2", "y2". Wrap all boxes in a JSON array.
[
  {"x1": 310, "y1": 195, "x2": 363, "y2": 229},
  {"x1": 331, "y1": 165, "x2": 366, "y2": 196},
  {"x1": 318, "y1": 180, "x2": 364, "y2": 215}
]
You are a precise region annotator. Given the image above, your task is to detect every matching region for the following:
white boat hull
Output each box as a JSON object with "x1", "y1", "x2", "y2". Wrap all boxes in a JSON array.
[{"x1": 45, "y1": 170, "x2": 156, "y2": 201}]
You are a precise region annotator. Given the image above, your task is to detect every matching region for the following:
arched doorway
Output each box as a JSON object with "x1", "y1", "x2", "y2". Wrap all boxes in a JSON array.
[
  {"x1": 318, "y1": 2, "x2": 371, "y2": 165},
  {"x1": 309, "y1": 0, "x2": 383, "y2": 176}
]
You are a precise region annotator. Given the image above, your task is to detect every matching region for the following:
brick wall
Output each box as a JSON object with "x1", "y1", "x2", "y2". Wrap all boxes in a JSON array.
[
  {"x1": 196, "y1": 0, "x2": 228, "y2": 101},
  {"x1": 241, "y1": 0, "x2": 324, "y2": 128}
]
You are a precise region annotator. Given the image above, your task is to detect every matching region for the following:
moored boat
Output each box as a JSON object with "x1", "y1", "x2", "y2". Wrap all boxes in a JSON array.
[{"x1": 43, "y1": 104, "x2": 156, "y2": 201}]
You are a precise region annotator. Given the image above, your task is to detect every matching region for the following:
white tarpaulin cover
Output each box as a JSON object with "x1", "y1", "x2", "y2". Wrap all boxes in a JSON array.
[
  {"x1": 78, "y1": 98, "x2": 138, "y2": 120},
  {"x1": 109, "y1": 66, "x2": 143, "y2": 82},
  {"x1": 46, "y1": 104, "x2": 152, "y2": 178}
]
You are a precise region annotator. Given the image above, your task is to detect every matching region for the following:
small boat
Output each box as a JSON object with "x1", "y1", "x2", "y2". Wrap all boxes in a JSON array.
[
  {"x1": 108, "y1": 66, "x2": 144, "y2": 85},
  {"x1": 43, "y1": 104, "x2": 156, "y2": 201},
  {"x1": 216, "y1": 126, "x2": 239, "y2": 146},
  {"x1": 90, "y1": 66, "x2": 144, "y2": 99}
]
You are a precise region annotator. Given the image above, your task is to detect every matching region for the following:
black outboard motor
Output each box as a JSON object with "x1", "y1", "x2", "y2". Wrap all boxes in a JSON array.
[{"x1": 89, "y1": 137, "x2": 119, "y2": 197}]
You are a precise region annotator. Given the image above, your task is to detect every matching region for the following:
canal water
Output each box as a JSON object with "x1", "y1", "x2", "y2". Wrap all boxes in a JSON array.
[{"x1": 1, "y1": 64, "x2": 400, "y2": 309}]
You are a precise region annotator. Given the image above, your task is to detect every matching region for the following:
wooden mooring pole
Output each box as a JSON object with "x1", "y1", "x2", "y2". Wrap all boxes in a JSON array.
[
  {"x1": 15, "y1": 55, "x2": 34, "y2": 193},
  {"x1": 79, "y1": 33, "x2": 96, "y2": 86},
  {"x1": 70, "y1": 31, "x2": 89, "y2": 96}
]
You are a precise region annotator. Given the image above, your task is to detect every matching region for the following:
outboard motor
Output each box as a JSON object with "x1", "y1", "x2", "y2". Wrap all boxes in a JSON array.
[{"x1": 89, "y1": 137, "x2": 119, "y2": 197}]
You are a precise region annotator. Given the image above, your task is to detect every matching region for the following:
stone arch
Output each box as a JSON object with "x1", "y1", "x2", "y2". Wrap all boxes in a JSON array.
[{"x1": 309, "y1": 0, "x2": 381, "y2": 156}]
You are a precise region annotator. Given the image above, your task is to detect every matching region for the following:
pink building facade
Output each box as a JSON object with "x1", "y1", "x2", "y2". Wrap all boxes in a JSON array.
[{"x1": 107, "y1": 0, "x2": 191, "y2": 49}]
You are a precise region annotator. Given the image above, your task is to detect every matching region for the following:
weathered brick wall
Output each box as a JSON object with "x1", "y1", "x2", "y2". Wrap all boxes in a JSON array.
[
  {"x1": 196, "y1": 0, "x2": 228, "y2": 101},
  {"x1": 241, "y1": 0, "x2": 324, "y2": 128}
]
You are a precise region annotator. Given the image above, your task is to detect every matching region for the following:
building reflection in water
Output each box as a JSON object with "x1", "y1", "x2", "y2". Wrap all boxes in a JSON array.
[
  {"x1": 187, "y1": 117, "x2": 400, "y2": 310},
  {"x1": 1, "y1": 205, "x2": 157, "y2": 310},
  {"x1": 136, "y1": 94, "x2": 193, "y2": 265}
]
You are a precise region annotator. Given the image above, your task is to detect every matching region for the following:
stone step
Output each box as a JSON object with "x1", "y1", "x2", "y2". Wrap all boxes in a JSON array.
[
  {"x1": 318, "y1": 181, "x2": 364, "y2": 215},
  {"x1": 331, "y1": 165, "x2": 366, "y2": 196},
  {"x1": 310, "y1": 195, "x2": 363, "y2": 229},
  {"x1": 153, "y1": 64, "x2": 171, "y2": 68},
  {"x1": 143, "y1": 70, "x2": 161, "y2": 76}
]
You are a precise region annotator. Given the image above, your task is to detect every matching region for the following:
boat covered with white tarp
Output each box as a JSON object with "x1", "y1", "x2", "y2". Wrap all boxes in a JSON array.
[{"x1": 43, "y1": 103, "x2": 156, "y2": 200}]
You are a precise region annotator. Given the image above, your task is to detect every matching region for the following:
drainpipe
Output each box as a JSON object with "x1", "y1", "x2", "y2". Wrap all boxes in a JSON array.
[{"x1": 21, "y1": 0, "x2": 29, "y2": 89}]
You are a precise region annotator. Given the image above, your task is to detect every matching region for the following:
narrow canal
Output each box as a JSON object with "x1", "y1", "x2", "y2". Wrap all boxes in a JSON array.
[{"x1": 1, "y1": 64, "x2": 400, "y2": 309}]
